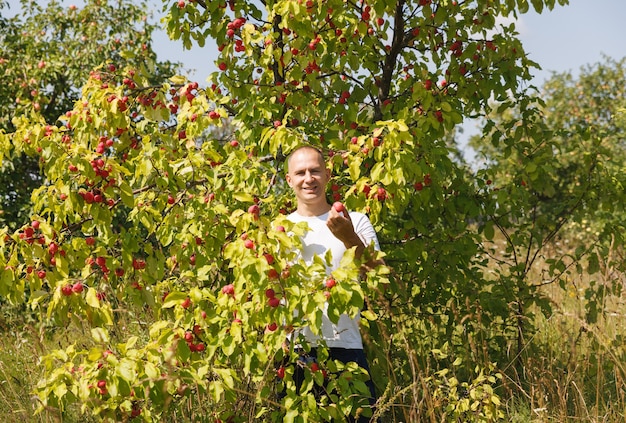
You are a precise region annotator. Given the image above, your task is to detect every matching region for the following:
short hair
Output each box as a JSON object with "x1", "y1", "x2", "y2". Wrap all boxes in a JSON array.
[{"x1": 285, "y1": 144, "x2": 325, "y2": 173}]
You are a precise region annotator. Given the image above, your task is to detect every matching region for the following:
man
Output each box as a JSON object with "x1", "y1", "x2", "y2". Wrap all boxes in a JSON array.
[{"x1": 284, "y1": 144, "x2": 380, "y2": 420}]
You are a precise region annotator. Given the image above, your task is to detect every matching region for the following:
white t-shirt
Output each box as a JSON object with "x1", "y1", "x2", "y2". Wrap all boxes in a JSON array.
[{"x1": 287, "y1": 210, "x2": 380, "y2": 349}]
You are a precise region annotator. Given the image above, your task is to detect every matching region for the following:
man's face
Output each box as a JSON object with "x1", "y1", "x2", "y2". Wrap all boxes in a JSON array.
[{"x1": 286, "y1": 148, "x2": 331, "y2": 207}]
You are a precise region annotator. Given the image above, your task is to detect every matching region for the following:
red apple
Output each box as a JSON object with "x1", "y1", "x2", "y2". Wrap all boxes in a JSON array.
[
  {"x1": 48, "y1": 242, "x2": 59, "y2": 255},
  {"x1": 268, "y1": 297, "x2": 280, "y2": 308},
  {"x1": 332, "y1": 201, "x2": 345, "y2": 213},
  {"x1": 181, "y1": 297, "x2": 192, "y2": 309},
  {"x1": 222, "y1": 284, "x2": 235, "y2": 296},
  {"x1": 276, "y1": 366, "x2": 285, "y2": 379},
  {"x1": 61, "y1": 284, "x2": 73, "y2": 296}
]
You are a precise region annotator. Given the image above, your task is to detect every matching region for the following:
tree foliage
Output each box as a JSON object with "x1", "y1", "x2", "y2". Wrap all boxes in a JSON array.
[
  {"x1": 8, "y1": 0, "x2": 626, "y2": 421},
  {"x1": 0, "y1": 0, "x2": 179, "y2": 229},
  {"x1": 470, "y1": 55, "x2": 626, "y2": 329}
]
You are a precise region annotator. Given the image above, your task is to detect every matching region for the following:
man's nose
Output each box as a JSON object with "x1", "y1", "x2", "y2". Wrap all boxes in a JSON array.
[{"x1": 304, "y1": 170, "x2": 314, "y2": 181}]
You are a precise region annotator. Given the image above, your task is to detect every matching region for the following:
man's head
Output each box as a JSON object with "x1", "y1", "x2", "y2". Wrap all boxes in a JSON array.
[{"x1": 285, "y1": 145, "x2": 331, "y2": 215}]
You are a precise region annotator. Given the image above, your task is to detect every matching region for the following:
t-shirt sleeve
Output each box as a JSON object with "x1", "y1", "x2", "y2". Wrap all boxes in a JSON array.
[{"x1": 351, "y1": 212, "x2": 380, "y2": 251}]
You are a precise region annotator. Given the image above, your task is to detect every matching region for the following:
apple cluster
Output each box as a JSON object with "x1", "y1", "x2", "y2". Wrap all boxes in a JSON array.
[
  {"x1": 61, "y1": 281, "x2": 84, "y2": 296},
  {"x1": 183, "y1": 324, "x2": 206, "y2": 352},
  {"x1": 265, "y1": 287, "x2": 281, "y2": 308}
]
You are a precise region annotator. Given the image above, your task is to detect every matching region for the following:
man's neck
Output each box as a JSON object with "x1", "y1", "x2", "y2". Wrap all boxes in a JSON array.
[{"x1": 295, "y1": 202, "x2": 331, "y2": 217}]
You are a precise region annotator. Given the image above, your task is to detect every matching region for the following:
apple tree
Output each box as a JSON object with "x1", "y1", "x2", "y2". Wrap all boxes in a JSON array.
[
  {"x1": 0, "y1": 0, "x2": 180, "y2": 230},
  {"x1": 0, "y1": 0, "x2": 587, "y2": 421}
]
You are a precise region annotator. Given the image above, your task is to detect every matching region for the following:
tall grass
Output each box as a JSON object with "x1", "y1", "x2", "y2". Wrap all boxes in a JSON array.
[
  {"x1": 0, "y1": 314, "x2": 53, "y2": 422},
  {"x1": 500, "y1": 246, "x2": 626, "y2": 422}
]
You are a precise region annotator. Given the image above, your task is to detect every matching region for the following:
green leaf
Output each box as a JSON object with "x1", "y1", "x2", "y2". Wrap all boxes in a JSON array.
[
  {"x1": 161, "y1": 291, "x2": 188, "y2": 308},
  {"x1": 119, "y1": 180, "x2": 135, "y2": 208},
  {"x1": 483, "y1": 220, "x2": 495, "y2": 241},
  {"x1": 116, "y1": 358, "x2": 137, "y2": 382},
  {"x1": 85, "y1": 289, "x2": 101, "y2": 308},
  {"x1": 233, "y1": 192, "x2": 255, "y2": 203},
  {"x1": 361, "y1": 310, "x2": 377, "y2": 321},
  {"x1": 53, "y1": 383, "x2": 68, "y2": 400},
  {"x1": 91, "y1": 327, "x2": 109, "y2": 343}
]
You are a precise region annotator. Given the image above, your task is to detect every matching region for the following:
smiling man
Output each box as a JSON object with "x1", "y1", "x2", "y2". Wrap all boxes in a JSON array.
[{"x1": 284, "y1": 144, "x2": 379, "y2": 420}]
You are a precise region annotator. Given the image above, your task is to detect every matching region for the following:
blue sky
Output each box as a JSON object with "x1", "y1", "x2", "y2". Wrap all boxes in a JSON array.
[{"x1": 515, "y1": 0, "x2": 626, "y2": 84}]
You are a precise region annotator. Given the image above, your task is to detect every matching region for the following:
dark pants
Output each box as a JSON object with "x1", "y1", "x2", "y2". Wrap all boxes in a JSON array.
[{"x1": 293, "y1": 347, "x2": 377, "y2": 422}]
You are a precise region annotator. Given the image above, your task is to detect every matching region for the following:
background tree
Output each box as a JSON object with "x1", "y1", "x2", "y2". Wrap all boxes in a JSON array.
[
  {"x1": 4, "y1": 0, "x2": 626, "y2": 422},
  {"x1": 0, "y1": 0, "x2": 179, "y2": 230},
  {"x1": 467, "y1": 54, "x2": 626, "y2": 410}
]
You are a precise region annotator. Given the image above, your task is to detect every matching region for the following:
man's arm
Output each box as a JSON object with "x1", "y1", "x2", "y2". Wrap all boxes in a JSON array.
[{"x1": 326, "y1": 208, "x2": 384, "y2": 269}]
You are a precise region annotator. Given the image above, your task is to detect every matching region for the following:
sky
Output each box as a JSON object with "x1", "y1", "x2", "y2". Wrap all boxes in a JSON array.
[
  {"x1": 152, "y1": 0, "x2": 626, "y2": 88},
  {"x1": 514, "y1": 0, "x2": 626, "y2": 85}
]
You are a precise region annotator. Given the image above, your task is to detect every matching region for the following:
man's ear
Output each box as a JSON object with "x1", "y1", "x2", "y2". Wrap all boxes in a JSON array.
[{"x1": 285, "y1": 173, "x2": 292, "y2": 187}]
